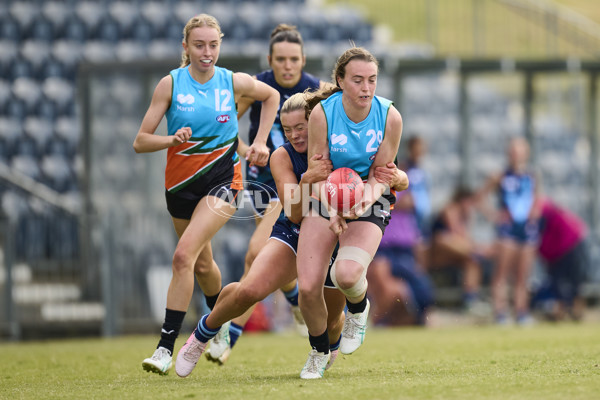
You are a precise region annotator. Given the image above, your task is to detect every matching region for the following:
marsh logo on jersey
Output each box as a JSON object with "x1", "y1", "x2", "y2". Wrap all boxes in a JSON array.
[
  {"x1": 177, "y1": 94, "x2": 195, "y2": 105},
  {"x1": 331, "y1": 133, "x2": 347, "y2": 146},
  {"x1": 176, "y1": 93, "x2": 195, "y2": 112},
  {"x1": 216, "y1": 115, "x2": 230, "y2": 123}
]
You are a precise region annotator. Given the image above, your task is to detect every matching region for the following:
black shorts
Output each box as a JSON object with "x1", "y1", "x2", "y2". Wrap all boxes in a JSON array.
[
  {"x1": 310, "y1": 192, "x2": 395, "y2": 235},
  {"x1": 165, "y1": 161, "x2": 243, "y2": 220}
]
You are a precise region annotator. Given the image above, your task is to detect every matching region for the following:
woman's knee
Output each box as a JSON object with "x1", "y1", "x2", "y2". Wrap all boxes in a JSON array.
[
  {"x1": 333, "y1": 261, "x2": 365, "y2": 290},
  {"x1": 172, "y1": 247, "x2": 196, "y2": 274},
  {"x1": 235, "y1": 283, "x2": 266, "y2": 306}
]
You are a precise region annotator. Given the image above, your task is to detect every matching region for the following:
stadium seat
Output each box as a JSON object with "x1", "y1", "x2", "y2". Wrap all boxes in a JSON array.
[
  {"x1": 115, "y1": 40, "x2": 148, "y2": 62},
  {"x1": 11, "y1": 154, "x2": 41, "y2": 181},
  {"x1": 76, "y1": 1, "x2": 106, "y2": 36},
  {"x1": 29, "y1": 15, "x2": 55, "y2": 42},
  {"x1": 42, "y1": 1, "x2": 71, "y2": 35},
  {"x1": 61, "y1": 15, "x2": 89, "y2": 43},
  {"x1": 52, "y1": 40, "x2": 84, "y2": 80},
  {"x1": 94, "y1": 15, "x2": 121, "y2": 43},
  {"x1": 9, "y1": 2, "x2": 39, "y2": 40},
  {"x1": 21, "y1": 40, "x2": 52, "y2": 79},
  {"x1": 83, "y1": 41, "x2": 116, "y2": 63},
  {"x1": 109, "y1": 1, "x2": 140, "y2": 39},
  {"x1": 174, "y1": 1, "x2": 200, "y2": 26},
  {"x1": 147, "y1": 39, "x2": 180, "y2": 60},
  {"x1": 12, "y1": 77, "x2": 43, "y2": 115},
  {"x1": 0, "y1": 14, "x2": 21, "y2": 42},
  {"x1": 24, "y1": 115, "x2": 54, "y2": 150},
  {"x1": 40, "y1": 154, "x2": 73, "y2": 193},
  {"x1": 1, "y1": 191, "x2": 30, "y2": 222},
  {"x1": 141, "y1": 2, "x2": 172, "y2": 38},
  {"x1": 0, "y1": 40, "x2": 18, "y2": 77},
  {"x1": 42, "y1": 77, "x2": 74, "y2": 116},
  {"x1": 8, "y1": 59, "x2": 33, "y2": 81}
]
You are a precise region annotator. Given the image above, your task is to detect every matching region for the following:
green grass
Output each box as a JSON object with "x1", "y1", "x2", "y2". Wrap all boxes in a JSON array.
[{"x1": 2, "y1": 323, "x2": 600, "y2": 400}]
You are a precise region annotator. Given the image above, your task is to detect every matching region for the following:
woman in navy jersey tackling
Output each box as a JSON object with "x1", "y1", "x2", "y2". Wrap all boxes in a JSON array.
[
  {"x1": 133, "y1": 14, "x2": 279, "y2": 375},
  {"x1": 205, "y1": 24, "x2": 332, "y2": 363},
  {"x1": 174, "y1": 93, "x2": 408, "y2": 378},
  {"x1": 297, "y1": 47, "x2": 403, "y2": 379}
]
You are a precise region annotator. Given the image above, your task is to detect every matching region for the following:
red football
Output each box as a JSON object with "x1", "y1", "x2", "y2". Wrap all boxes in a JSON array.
[{"x1": 325, "y1": 167, "x2": 364, "y2": 212}]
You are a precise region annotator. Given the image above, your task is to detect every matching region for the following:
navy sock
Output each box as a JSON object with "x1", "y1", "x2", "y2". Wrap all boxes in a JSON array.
[
  {"x1": 282, "y1": 284, "x2": 299, "y2": 306},
  {"x1": 346, "y1": 294, "x2": 368, "y2": 314},
  {"x1": 157, "y1": 309, "x2": 186, "y2": 354},
  {"x1": 229, "y1": 322, "x2": 244, "y2": 348},
  {"x1": 330, "y1": 334, "x2": 342, "y2": 351},
  {"x1": 194, "y1": 314, "x2": 221, "y2": 342},
  {"x1": 205, "y1": 290, "x2": 221, "y2": 310},
  {"x1": 309, "y1": 329, "x2": 330, "y2": 354}
]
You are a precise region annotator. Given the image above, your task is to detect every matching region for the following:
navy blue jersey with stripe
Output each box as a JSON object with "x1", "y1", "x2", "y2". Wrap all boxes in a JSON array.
[{"x1": 246, "y1": 70, "x2": 320, "y2": 186}]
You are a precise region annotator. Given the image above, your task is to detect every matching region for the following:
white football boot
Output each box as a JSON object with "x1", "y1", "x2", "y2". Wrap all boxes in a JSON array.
[{"x1": 340, "y1": 299, "x2": 370, "y2": 355}]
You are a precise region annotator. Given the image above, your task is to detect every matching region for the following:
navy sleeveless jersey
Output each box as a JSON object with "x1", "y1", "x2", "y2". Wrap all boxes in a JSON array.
[{"x1": 247, "y1": 70, "x2": 320, "y2": 186}]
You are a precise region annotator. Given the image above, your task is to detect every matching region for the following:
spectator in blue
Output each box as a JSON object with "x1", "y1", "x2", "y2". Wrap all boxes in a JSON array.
[{"x1": 477, "y1": 137, "x2": 541, "y2": 325}]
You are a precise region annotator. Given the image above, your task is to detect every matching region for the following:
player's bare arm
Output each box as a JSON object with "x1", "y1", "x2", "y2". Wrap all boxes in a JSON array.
[
  {"x1": 133, "y1": 75, "x2": 192, "y2": 153},
  {"x1": 233, "y1": 72, "x2": 280, "y2": 167}
]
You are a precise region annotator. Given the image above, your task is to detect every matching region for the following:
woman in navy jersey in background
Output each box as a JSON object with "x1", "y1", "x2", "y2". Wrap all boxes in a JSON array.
[
  {"x1": 477, "y1": 137, "x2": 541, "y2": 325},
  {"x1": 133, "y1": 14, "x2": 279, "y2": 375}
]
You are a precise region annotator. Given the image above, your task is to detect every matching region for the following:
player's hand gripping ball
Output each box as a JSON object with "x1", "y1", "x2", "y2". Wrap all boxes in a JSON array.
[{"x1": 326, "y1": 167, "x2": 364, "y2": 213}]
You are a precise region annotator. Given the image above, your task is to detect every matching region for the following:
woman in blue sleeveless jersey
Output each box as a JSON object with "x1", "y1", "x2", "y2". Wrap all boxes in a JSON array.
[
  {"x1": 174, "y1": 93, "x2": 408, "y2": 378},
  {"x1": 208, "y1": 24, "x2": 331, "y2": 360},
  {"x1": 133, "y1": 14, "x2": 279, "y2": 375},
  {"x1": 296, "y1": 47, "x2": 403, "y2": 378},
  {"x1": 174, "y1": 93, "x2": 345, "y2": 377},
  {"x1": 477, "y1": 137, "x2": 541, "y2": 325}
]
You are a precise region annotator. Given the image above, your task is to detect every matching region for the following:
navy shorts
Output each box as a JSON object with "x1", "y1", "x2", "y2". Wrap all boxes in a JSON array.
[
  {"x1": 496, "y1": 219, "x2": 540, "y2": 244},
  {"x1": 311, "y1": 192, "x2": 395, "y2": 234},
  {"x1": 270, "y1": 218, "x2": 337, "y2": 288},
  {"x1": 166, "y1": 161, "x2": 242, "y2": 220},
  {"x1": 245, "y1": 179, "x2": 279, "y2": 217}
]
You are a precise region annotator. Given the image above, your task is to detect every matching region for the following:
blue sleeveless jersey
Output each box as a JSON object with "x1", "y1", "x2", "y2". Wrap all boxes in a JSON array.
[
  {"x1": 247, "y1": 70, "x2": 320, "y2": 186},
  {"x1": 498, "y1": 169, "x2": 535, "y2": 224},
  {"x1": 321, "y1": 91, "x2": 393, "y2": 180},
  {"x1": 164, "y1": 66, "x2": 239, "y2": 192}
]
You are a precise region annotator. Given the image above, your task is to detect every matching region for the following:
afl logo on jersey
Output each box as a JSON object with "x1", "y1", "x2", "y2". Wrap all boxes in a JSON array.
[{"x1": 216, "y1": 115, "x2": 230, "y2": 123}]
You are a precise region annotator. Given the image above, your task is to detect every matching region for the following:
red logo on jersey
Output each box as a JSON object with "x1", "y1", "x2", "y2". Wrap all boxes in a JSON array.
[{"x1": 216, "y1": 115, "x2": 230, "y2": 123}]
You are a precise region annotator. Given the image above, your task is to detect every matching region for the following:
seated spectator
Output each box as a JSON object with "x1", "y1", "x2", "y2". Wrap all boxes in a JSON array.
[
  {"x1": 531, "y1": 197, "x2": 589, "y2": 321},
  {"x1": 425, "y1": 186, "x2": 491, "y2": 314},
  {"x1": 367, "y1": 188, "x2": 434, "y2": 326}
]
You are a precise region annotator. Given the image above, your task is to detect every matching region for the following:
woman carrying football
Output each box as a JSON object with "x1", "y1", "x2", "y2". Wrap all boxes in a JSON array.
[
  {"x1": 174, "y1": 93, "x2": 407, "y2": 379},
  {"x1": 296, "y1": 46, "x2": 403, "y2": 378}
]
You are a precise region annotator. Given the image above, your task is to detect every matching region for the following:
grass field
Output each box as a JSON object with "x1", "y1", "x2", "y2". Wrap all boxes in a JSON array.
[{"x1": 3, "y1": 322, "x2": 600, "y2": 400}]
